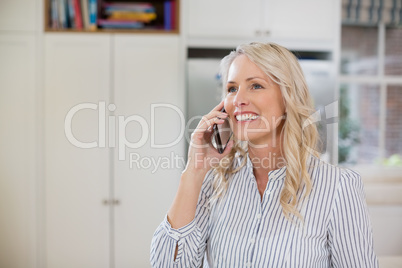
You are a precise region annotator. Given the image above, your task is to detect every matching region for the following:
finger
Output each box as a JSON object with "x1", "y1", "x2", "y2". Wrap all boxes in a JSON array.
[
  {"x1": 212, "y1": 100, "x2": 225, "y2": 112},
  {"x1": 195, "y1": 117, "x2": 225, "y2": 133},
  {"x1": 199, "y1": 114, "x2": 226, "y2": 129},
  {"x1": 203, "y1": 110, "x2": 228, "y2": 119},
  {"x1": 201, "y1": 111, "x2": 228, "y2": 123}
]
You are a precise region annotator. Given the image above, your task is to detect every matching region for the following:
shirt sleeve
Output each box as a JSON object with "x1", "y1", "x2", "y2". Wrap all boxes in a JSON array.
[
  {"x1": 328, "y1": 168, "x2": 379, "y2": 268},
  {"x1": 150, "y1": 170, "x2": 214, "y2": 268}
]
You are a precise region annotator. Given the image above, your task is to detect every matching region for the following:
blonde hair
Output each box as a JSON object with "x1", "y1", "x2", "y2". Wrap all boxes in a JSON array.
[{"x1": 211, "y1": 42, "x2": 320, "y2": 221}]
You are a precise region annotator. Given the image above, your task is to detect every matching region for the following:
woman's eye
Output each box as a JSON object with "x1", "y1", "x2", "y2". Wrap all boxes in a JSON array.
[
  {"x1": 252, "y1": 84, "x2": 263, "y2": 89},
  {"x1": 227, "y1": 87, "x2": 237, "y2": 93}
]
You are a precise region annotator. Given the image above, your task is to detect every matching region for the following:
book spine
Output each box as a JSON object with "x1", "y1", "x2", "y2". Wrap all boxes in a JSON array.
[
  {"x1": 67, "y1": 0, "x2": 76, "y2": 28},
  {"x1": 98, "y1": 19, "x2": 144, "y2": 29},
  {"x1": 89, "y1": 0, "x2": 97, "y2": 30},
  {"x1": 58, "y1": 0, "x2": 67, "y2": 28},
  {"x1": 73, "y1": 0, "x2": 83, "y2": 29},
  {"x1": 81, "y1": 0, "x2": 90, "y2": 29},
  {"x1": 171, "y1": 0, "x2": 176, "y2": 30},
  {"x1": 97, "y1": 0, "x2": 103, "y2": 28},
  {"x1": 164, "y1": 1, "x2": 171, "y2": 30},
  {"x1": 51, "y1": 0, "x2": 59, "y2": 29}
]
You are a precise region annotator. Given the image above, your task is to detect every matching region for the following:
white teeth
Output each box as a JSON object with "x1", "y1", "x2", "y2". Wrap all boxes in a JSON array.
[{"x1": 236, "y1": 114, "x2": 259, "y2": 121}]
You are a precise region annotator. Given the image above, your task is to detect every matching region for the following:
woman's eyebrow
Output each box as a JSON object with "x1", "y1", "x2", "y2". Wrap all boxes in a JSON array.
[
  {"x1": 227, "y1": 77, "x2": 265, "y2": 84},
  {"x1": 246, "y1": 76, "x2": 265, "y2": 81}
]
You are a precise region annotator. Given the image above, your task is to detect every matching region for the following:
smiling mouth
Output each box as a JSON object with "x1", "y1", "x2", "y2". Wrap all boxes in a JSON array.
[{"x1": 235, "y1": 114, "x2": 260, "y2": 122}]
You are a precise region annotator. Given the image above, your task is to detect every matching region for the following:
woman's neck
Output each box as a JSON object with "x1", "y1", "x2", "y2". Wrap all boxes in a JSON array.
[
  {"x1": 248, "y1": 143, "x2": 285, "y2": 174},
  {"x1": 247, "y1": 125, "x2": 286, "y2": 181}
]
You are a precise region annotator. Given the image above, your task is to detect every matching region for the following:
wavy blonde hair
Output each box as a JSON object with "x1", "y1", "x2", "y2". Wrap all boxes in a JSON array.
[{"x1": 210, "y1": 42, "x2": 320, "y2": 221}]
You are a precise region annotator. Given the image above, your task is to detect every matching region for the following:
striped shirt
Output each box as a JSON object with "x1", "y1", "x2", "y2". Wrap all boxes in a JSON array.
[{"x1": 150, "y1": 154, "x2": 378, "y2": 267}]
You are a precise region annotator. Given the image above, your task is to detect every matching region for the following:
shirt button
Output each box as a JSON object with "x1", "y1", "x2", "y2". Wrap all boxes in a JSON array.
[
  {"x1": 170, "y1": 233, "x2": 180, "y2": 240},
  {"x1": 270, "y1": 174, "x2": 276, "y2": 180},
  {"x1": 256, "y1": 213, "x2": 261, "y2": 219},
  {"x1": 249, "y1": 238, "x2": 255, "y2": 244},
  {"x1": 245, "y1": 262, "x2": 252, "y2": 267}
]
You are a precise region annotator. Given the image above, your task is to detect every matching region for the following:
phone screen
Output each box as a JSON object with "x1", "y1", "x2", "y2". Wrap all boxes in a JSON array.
[{"x1": 212, "y1": 108, "x2": 233, "y2": 154}]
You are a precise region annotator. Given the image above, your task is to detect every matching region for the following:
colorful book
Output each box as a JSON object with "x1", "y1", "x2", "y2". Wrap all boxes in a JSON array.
[
  {"x1": 58, "y1": 0, "x2": 67, "y2": 28},
  {"x1": 164, "y1": 1, "x2": 171, "y2": 30},
  {"x1": 171, "y1": 0, "x2": 176, "y2": 30},
  {"x1": 107, "y1": 11, "x2": 156, "y2": 22},
  {"x1": 97, "y1": 0, "x2": 103, "y2": 28},
  {"x1": 163, "y1": 1, "x2": 176, "y2": 30},
  {"x1": 73, "y1": 0, "x2": 83, "y2": 29},
  {"x1": 51, "y1": 0, "x2": 59, "y2": 29},
  {"x1": 67, "y1": 0, "x2": 76, "y2": 28},
  {"x1": 98, "y1": 19, "x2": 144, "y2": 28},
  {"x1": 103, "y1": 2, "x2": 154, "y2": 13},
  {"x1": 81, "y1": 0, "x2": 90, "y2": 29},
  {"x1": 89, "y1": 0, "x2": 97, "y2": 30}
]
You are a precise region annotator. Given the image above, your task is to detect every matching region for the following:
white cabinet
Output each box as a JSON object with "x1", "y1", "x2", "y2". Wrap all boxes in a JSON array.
[
  {"x1": 188, "y1": 0, "x2": 338, "y2": 42},
  {"x1": 113, "y1": 35, "x2": 183, "y2": 267},
  {"x1": 44, "y1": 34, "x2": 184, "y2": 267},
  {"x1": 44, "y1": 34, "x2": 111, "y2": 268},
  {"x1": 0, "y1": 0, "x2": 37, "y2": 31},
  {"x1": 0, "y1": 1, "x2": 40, "y2": 267},
  {"x1": 0, "y1": 33, "x2": 37, "y2": 268},
  {"x1": 188, "y1": 0, "x2": 261, "y2": 38},
  {"x1": 263, "y1": 0, "x2": 337, "y2": 41}
]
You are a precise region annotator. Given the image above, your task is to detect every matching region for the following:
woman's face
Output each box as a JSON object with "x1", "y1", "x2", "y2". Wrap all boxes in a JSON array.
[{"x1": 224, "y1": 54, "x2": 286, "y2": 147}]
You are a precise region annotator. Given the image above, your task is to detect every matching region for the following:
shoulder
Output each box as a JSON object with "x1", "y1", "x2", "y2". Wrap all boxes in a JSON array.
[
  {"x1": 306, "y1": 155, "x2": 365, "y2": 198},
  {"x1": 338, "y1": 166, "x2": 364, "y2": 188},
  {"x1": 307, "y1": 155, "x2": 340, "y2": 184},
  {"x1": 304, "y1": 157, "x2": 368, "y2": 222},
  {"x1": 337, "y1": 166, "x2": 366, "y2": 201},
  {"x1": 307, "y1": 155, "x2": 365, "y2": 198},
  {"x1": 307, "y1": 155, "x2": 361, "y2": 182}
]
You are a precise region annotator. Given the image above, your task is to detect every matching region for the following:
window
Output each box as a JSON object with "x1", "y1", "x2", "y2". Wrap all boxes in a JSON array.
[{"x1": 340, "y1": 6, "x2": 402, "y2": 166}]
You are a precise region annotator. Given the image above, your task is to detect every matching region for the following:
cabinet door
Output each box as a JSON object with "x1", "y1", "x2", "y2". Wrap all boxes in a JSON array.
[
  {"x1": 0, "y1": 0, "x2": 37, "y2": 31},
  {"x1": 0, "y1": 34, "x2": 36, "y2": 268},
  {"x1": 44, "y1": 34, "x2": 111, "y2": 268},
  {"x1": 113, "y1": 35, "x2": 184, "y2": 267},
  {"x1": 263, "y1": 0, "x2": 337, "y2": 41},
  {"x1": 188, "y1": 0, "x2": 261, "y2": 38}
]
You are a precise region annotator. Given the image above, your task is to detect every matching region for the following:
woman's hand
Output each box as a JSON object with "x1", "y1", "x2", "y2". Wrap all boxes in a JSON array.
[
  {"x1": 167, "y1": 101, "x2": 233, "y2": 231},
  {"x1": 185, "y1": 100, "x2": 234, "y2": 173}
]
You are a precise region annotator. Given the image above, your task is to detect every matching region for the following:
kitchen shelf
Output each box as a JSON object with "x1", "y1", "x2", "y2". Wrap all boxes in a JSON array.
[
  {"x1": 44, "y1": 0, "x2": 180, "y2": 34},
  {"x1": 44, "y1": 28, "x2": 179, "y2": 34}
]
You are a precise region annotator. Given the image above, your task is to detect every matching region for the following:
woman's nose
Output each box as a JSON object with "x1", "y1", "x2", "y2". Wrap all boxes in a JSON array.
[{"x1": 233, "y1": 88, "x2": 249, "y2": 107}]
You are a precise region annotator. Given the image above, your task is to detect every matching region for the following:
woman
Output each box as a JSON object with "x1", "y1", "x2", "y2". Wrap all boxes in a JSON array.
[{"x1": 150, "y1": 42, "x2": 378, "y2": 267}]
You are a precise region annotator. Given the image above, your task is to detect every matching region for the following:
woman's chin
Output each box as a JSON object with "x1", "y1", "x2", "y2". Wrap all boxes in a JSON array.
[{"x1": 233, "y1": 132, "x2": 265, "y2": 144}]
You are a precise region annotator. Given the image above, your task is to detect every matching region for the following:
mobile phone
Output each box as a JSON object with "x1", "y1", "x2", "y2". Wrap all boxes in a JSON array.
[{"x1": 212, "y1": 108, "x2": 233, "y2": 154}]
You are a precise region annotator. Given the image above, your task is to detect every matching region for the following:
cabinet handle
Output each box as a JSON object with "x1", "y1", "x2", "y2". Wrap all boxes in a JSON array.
[{"x1": 103, "y1": 199, "x2": 120, "y2": 205}]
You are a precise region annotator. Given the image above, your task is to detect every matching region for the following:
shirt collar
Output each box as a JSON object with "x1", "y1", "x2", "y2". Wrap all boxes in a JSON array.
[{"x1": 245, "y1": 152, "x2": 287, "y2": 181}]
